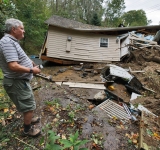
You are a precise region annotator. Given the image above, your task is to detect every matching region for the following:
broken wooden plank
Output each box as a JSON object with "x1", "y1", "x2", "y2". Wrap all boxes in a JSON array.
[
  {"x1": 62, "y1": 82, "x2": 105, "y2": 89},
  {"x1": 40, "y1": 55, "x2": 81, "y2": 65},
  {"x1": 55, "y1": 82, "x2": 62, "y2": 86},
  {"x1": 142, "y1": 86, "x2": 156, "y2": 93},
  {"x1": 129, "y1": 37, "x2": 157, "y2": 45},
  {"x1": 36, "y1": 73, "x2": 53, "y2": 81},
  {"x1": 134, "y1": 42, "x2": 160, "y2": 47},
  {"x1": 129, "y1": 67, "x2": 145, "y2": 73}
]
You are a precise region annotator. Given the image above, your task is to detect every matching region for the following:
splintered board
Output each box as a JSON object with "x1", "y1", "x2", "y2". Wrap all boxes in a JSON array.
[{"x1": 139, "y1": 111, "x2": 160, "y2": 150}]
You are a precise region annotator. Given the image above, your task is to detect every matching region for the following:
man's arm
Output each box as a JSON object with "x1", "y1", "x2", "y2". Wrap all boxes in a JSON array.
[
  {"x1": 8, "y1": 61, "x2": 41, "y2": 74},
  {"x1": 31, "y1": 59, "x2": 36, "y2": 67}
]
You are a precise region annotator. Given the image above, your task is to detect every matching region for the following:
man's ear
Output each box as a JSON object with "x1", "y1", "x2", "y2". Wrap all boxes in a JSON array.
[{"x1": 11, "y1": 27, "x2": 16, "y2": 33}]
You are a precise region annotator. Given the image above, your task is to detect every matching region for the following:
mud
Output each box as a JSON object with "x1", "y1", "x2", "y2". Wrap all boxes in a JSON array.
[{"x1": 26, "y1": 60, "x2": 160, "y2": 149}]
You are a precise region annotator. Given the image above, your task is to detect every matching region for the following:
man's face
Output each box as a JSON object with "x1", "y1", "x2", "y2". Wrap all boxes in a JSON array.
[{"x1": 12, "y1": 25, "x2": 25, "y2": 40}]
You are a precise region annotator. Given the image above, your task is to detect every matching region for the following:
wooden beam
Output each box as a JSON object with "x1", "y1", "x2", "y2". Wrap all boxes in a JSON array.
[
  {"x1": 129, "y1": 37, "x2": 157, "y2": 45},
  {"x1": 40, "y1": 55, "x2": 81, "y2": 65}
]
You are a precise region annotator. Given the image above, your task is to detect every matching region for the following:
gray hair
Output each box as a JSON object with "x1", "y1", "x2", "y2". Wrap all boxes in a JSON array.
[{"x1": 5, "y1": 18, "x2": 23, "y2": 33}]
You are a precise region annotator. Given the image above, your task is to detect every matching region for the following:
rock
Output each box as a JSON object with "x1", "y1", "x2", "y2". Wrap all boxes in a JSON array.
[{"x1": 94, "y1": 91, "x2": 107, "y2": 101}]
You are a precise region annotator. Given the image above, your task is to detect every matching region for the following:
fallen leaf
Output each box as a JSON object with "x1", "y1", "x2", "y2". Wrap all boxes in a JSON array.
[
  {"x1": 12, "y1": 105, "x2": 16, "y2": 109},
  {"x1": 10, "y1": 110, "x2": 16, "y2": 115},
  {"x1": 49, "y1": 106, "x2": 55, "y2": 112},
  {"x1": 7, "y1": 115, "x2": 12, "y2": 120},
  {"x1": 53, "y1": 118, "x2": 58, "y2": 122},
  {"x1": 89, "y1": 105, "x2": 94, "y2": 109},
  {"x1": 61, "y1": 134, "x2": 66, "y2": 139},
  {"x1": 4, "y1": 108, "x2": 9, "y2": 113},
  {"x1": 153, "y1": 132, "x2": 160, "y2": 140},
  {"x1": 132, "y1": 139, "x2": 137, "y2": 144},
  {"x1": 2, "y1": 119, "x2": 6, "y2": 126}
]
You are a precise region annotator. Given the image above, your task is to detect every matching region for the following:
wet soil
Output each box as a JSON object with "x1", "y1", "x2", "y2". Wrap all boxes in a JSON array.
[
  {"x1": 5, "y1": 60, "x2": 160, "y2": 150},
  {"x1": 28, "y1": 60, "x2": 160, "y2": 149}
]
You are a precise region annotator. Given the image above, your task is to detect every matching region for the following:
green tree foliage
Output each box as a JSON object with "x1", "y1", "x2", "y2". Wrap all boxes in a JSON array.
[
  {"x1": 103, "y1": 0, "x2": 126, "y2": 27},
  {"x1": 75, "y1": 0, "x2": 104, "y2": 24},
  {"x1": 121, "y1": 10, "x2": 148, "y2": 26},
  {"x1": 0, "y1": 0, "x2": 17, "y2": 38},
  {"x1": 12, "y1": 0, "x2": 50, "y2": 54},
  {"x1": 91, "y1": 13, "x2": 101, "y2": 26},
  {"x1": 47, "y1": 0, "x2": 104, "y2": 25},
  {"x1": 0, "y1": 0, "x2": 153, "y2": 55}
]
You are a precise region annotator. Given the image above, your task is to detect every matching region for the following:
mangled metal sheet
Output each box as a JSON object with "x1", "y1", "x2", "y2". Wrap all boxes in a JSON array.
[
  {"x1": 109, "y1": 64, "x2": 133, "y2": 81},
  {"x1": 97, "y1": 99, "x2": 131, "y2": 121},
  {"x1": 101, "y1": 64, "x2": 143, "y2": 92}
]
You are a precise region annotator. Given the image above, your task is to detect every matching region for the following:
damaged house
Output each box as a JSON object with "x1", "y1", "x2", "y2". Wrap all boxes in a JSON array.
[{"x1": 40, "y1": 15, "x2": 160, "y2": 64}]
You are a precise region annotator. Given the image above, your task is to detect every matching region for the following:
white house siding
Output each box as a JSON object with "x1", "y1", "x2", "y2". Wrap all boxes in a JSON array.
[
  {"x1": 47, "y1": 26, "x2": 120, "y2": 62},
  {"x1": 120, "y1": 37, "x2": 129, "y2": 57}
]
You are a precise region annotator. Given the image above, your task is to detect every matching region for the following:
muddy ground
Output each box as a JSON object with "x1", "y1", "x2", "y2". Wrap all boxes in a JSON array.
[
  {"x1": 4, "y1": 60, "x2": 160, "y2": 150},
  {"x1": 30, "y1": 59, "x2": 160, "y2": 149}
]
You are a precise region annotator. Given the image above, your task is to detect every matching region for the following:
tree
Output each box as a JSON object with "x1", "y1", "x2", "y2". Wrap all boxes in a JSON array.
[
  {"x1": 75, "y1": 0, "x2": 104, "y2": 24},
  {"x1": 91, "y1": 13, "x2": 101, "y2": 26},
  {"x1": 12, "y1": 0, "x2": 50, "y2": 54},
  {"x1": 47, "y1": 0, "x2": 104, "y2": 25},
  {"x1": 0, "y1": 0, "x2": 17, "y2": 38},
  {"x1": 103, "y1": 0, "x2": 126, "y2": 27},
  {"x1": 121, "y1": 10, "x2": 148, "y2": 26}
]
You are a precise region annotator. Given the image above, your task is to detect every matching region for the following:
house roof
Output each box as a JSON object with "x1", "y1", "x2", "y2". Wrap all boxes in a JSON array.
[
  {"x1": 45, "y1": 15, "x2": 160, "y2": 35},
  {"x1": 45, "y1": 15, "x2": 106, "y2": 29}
]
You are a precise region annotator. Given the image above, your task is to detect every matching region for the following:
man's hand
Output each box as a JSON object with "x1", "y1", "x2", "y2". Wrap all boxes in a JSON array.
[{"x1": 32, "y1": 66, "x2": 41, "y2": 74}]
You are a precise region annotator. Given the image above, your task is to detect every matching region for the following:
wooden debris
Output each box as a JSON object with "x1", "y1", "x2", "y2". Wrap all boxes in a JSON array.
[
  {"x1": 129, "y1": 67, "x2": 145, "y2": 73},
  {"x1": 36, "y1": 73, "x2": 53, "y2": 81},
  {"x1": 129, "y1": 36, "x2": 157, "y2": 45},
  {"x1": 62, "y1": 82, "x2": 105, "y2": 89},
  {"x1": 142, "y1": 86, "x2": 156, "y2": 94}
]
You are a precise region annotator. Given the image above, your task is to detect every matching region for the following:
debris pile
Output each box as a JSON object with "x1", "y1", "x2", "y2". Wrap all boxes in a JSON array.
[
  {"x1": 95, "y1": 64, "x2": 160, "y2": 149},
  {"x1": 122, "y1": 32, "x2": 160, "y2": 65}
]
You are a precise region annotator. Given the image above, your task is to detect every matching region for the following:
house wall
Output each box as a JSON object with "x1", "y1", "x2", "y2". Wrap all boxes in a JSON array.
[
  {"x1": 120, "y1": 37, "x2": 129, "y2": 57},
  {"x1": 46, "y1": 26, "x2": 120, "y2": 62}
]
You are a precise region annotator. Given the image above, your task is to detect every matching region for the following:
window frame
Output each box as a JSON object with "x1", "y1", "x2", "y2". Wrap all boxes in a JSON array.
[{"x1": 100, "y1": 38, "x2": 109, "y2": 48}]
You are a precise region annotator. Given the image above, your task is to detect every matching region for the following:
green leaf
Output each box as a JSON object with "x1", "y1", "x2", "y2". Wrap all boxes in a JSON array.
[
  {"x1": 45, "y1": 144, "x2": 62, "y2": 150},
  {"x1": 2, "y1": 138, "x2": 10, "y2": 142},
  {"x1": 146, "y1": 129, "x2": 153, "y2": 136},
  {"x1": 73, "y1": 146, "x2": 79, "y2": 150},
  {"x1": 79, "y1": 148, "x2": 89, "y2": 150},
  {"x1": 48, "y1": 130, "x2": 60, "y2": 143},
  {"x1": 128, "y1": 139, "x2": 132, "y2": 144},
  {"x1": 40, "y1": 136, "x2": 44, "y2": 145},
  {"x1": 75, "y1": 140, "x2": 89, "y2": 147},
  {"x1": 60, "y1": 139, "x2": 72, "y2": 149},
  {"x1": 24, "y1": 147, "x2": 31, "y2": 150},
  {"x1": 70, "y1": 130, "x2": 79, "y2": 143}
]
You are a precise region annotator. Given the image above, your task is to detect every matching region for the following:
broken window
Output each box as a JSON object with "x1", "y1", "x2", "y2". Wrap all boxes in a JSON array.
[{"x1": 100, "y1": 38, "x2": 108, "y2": 47}]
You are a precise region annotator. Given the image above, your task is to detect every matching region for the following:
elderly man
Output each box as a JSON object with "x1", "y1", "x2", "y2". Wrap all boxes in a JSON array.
[{"x1": 0, "y1": 18, "x2": 41, "y2": 137}]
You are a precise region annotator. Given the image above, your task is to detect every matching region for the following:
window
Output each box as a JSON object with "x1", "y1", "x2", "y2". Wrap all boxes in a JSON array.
[{"x1": 100, "y1": 38, "x2": 108, "y2": 47}]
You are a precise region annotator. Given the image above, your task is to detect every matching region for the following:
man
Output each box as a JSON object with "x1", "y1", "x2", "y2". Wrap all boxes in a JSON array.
[{"x1": 0, "y1": 18, "x2": 41, "y2": 137}]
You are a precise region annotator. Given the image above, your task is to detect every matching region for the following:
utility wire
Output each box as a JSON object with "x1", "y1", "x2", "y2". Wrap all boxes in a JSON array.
[
  {"x1": 146, "y1": 8, "x2": 160, "y2": 14},
  {"x1": 145, "y1": 4, "x2": 160, "y2": 11},
  {"x1": 125, "y1": 0, "x2": 153, "y2": 9},
  {"x1": 125, "y1": 0, "x2": 160, "y2": 12}
]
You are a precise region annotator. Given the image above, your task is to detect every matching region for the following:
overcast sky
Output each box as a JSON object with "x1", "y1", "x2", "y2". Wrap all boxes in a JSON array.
[{"x1": 124, "y1": 0, "x2": 160, "y2": 25}]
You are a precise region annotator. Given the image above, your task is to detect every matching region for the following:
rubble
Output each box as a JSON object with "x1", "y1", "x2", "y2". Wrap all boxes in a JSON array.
[{"x1": 34, "y1": 30, "x2": 160, "y2": 149}]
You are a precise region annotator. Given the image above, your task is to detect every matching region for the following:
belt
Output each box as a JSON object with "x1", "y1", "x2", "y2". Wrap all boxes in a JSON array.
[{"x1": 4, "y1": 77, "x2": 30, "y2": 81}]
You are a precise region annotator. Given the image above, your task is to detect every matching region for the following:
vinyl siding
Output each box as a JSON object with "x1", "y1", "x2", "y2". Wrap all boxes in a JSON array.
[{"x1": 47, "y1": 26, "x2": 120, "y2": 62}]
